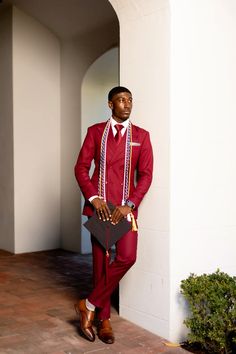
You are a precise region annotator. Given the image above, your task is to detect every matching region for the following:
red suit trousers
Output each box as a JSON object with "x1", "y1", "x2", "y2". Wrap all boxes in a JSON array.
[{"x1": 88, "y1": 229, "x2": 138, "y2": 320}]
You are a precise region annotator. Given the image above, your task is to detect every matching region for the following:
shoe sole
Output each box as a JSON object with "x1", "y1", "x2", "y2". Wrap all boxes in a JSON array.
[{"x1": 98, "y1": 336, "x2": 114, "y2": 344}]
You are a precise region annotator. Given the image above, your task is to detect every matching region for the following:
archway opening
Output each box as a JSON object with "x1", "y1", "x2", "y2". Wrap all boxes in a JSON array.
[{"x1": 80, "y1": 47, "x2": 119, "y2": 253}]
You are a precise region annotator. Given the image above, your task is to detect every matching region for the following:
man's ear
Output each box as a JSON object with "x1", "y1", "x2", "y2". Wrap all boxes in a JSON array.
[{"x1": 108, "y1": 101, "x2": 113, "y2": 110}]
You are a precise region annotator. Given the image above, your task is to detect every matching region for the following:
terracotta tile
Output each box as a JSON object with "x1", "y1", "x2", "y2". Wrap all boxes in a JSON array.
[{"x1": 0, "y1": 249, "x2": 189, "y2": 354}]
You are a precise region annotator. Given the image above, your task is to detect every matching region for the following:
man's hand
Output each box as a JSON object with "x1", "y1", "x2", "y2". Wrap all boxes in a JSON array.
[
  {"x1": 91, "y1": 198, "x2": 111, "y2": 221},
  {"x1": 110, "y1": 205, "x2": 132, "y2": 225}
]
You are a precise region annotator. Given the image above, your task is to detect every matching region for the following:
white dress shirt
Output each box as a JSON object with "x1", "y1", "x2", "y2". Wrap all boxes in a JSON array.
[{"x1": 110, "y1": 117, "x2": 130, "y2": 137}]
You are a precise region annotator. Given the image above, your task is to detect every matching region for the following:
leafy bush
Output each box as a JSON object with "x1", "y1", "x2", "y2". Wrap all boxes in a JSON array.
[{"x1": 180, "y1": 270, "x2": 236, "y2": 353}]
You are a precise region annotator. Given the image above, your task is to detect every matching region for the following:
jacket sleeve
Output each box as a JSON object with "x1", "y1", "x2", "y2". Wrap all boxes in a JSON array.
[
  {"x1": 129, "y1": 131, "x2": 153, "y2": 208},
  {"x1": 74, "y1": 127, "x2": 98, "y2": 200}
]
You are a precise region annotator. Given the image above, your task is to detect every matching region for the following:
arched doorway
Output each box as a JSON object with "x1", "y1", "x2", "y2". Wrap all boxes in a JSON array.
[{"x1": 80, "y1": 47, "x2": 119, "y2": 253}]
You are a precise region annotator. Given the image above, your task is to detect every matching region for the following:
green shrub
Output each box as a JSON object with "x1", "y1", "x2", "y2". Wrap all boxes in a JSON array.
[{"x1": 180, "y1": 269, "x2": 236, "y2": 353}]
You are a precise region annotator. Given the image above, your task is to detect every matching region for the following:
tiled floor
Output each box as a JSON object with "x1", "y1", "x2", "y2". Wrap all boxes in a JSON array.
[{"x1": 0, "y1": 249, "x2": 189, "y2": 354}]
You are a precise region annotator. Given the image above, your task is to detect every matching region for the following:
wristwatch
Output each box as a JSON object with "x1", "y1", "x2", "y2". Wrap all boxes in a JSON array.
[{"x1": 126, "y1": 199, "x2": 135, "y2": 210}]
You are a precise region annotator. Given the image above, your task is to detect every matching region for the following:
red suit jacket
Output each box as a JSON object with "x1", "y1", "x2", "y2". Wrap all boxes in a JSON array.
[{"x1": 75, "y1": 121, "x2": 153, "y2": 218}]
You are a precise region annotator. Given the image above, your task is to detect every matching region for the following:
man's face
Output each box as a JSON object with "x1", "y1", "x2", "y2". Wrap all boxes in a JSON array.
[{"x1": 108, "y1": 92, "x2": 133, "y2": 123}]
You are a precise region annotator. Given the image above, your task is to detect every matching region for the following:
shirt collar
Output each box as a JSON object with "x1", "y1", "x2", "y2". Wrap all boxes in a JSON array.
[{"x1": 110, "y1": 117, "x2": 130, "y2": 129}]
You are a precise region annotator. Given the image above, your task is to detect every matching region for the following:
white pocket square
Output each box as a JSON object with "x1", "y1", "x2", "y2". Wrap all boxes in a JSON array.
[{"x1": 130, "y1": 142, "x2": 141, "y2": 146}]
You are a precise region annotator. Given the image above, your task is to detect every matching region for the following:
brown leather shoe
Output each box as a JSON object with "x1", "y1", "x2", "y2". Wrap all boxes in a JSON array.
[
  {"x1": 97, "y1": 319, "x2": 115, "y2": 344},
  {"x1": 74, "y1": 299, "x2": 95, "y2": 342}
]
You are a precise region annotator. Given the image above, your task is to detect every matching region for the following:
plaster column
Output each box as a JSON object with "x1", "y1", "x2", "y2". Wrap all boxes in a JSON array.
[
  {"x1": 13, "y1": 7, "x2": 61, "y2": 253},
  {"x1": 109, "y1": 0, "x2": 236, "y2": 342},
  {"x1": 169, "y1": 0, "x2": 236, "y2": 341},
  {"x1": 109, "y1": 0, "x2": 171, "y2": 338},
  {"x1": 0, "y1": 7, "x2": 14, "y2": 252}
]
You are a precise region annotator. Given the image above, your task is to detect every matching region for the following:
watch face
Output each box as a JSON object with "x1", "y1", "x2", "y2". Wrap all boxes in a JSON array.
[{"x1": 127, "y1": 200, "x2": 135, "y2": 209}]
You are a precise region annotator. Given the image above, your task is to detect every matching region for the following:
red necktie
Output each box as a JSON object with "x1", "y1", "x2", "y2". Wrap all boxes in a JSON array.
[{"x1": 115, "y1": 124, "x2": 123, "y2": 144}]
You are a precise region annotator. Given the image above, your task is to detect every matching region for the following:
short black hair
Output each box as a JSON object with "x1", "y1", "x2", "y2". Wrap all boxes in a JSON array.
[{"x1": 108, "y1": 86, "x2": 132, "y2": 101}]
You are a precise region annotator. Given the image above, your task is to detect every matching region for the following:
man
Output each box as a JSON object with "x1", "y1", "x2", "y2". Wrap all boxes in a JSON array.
[{"x1": 74, "y1": 86, "x2": 153, "y2": 344}]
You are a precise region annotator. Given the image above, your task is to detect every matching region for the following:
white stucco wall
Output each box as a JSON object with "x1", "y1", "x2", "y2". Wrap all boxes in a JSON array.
[
  {"x1": 0, "y1": 8, "x2": 14, "y2": 252},
  {"x1": 109, "y1": 0, "x2": 171, "y2": 338},
  {"x1": 13, "y1": 7, "x2": 61, "y2": 253},
  {"x1": 60, "y1": 40, "x2": 83, "y2": 253},
  {"x1": 0, "y1": 5, "x2": 118, "y2": 254},
  {"x1": 169, "y1": 0, "x2": 236, "y2": 341},
  {"x1": 110, "y1": 0, "x2": 236, "y2": 343}
]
